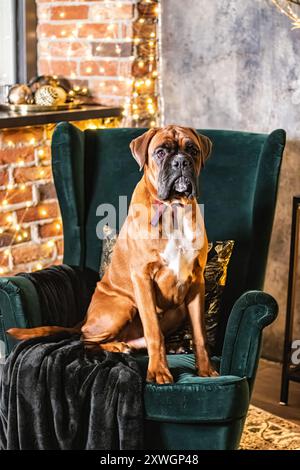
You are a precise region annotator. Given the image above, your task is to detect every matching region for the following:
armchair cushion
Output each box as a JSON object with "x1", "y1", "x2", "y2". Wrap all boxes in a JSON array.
[{"x1": 135, "y1": 354, "x2": 249, "y2": 423}]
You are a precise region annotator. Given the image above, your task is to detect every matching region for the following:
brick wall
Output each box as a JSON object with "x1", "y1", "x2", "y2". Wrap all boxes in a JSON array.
[
  {"x1": 0, "y1": 118, "x2": 119, "y2": 276},
  {"x1": 0, "y1": 124, "x2": 61, "y2": 275},
  {"x1": 36, "y1": 0, "x2": 136, "y2": 108}
]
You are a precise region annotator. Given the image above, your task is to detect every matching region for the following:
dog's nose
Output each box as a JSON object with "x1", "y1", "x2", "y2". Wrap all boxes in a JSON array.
[{"x1": 171, "y1": 155, "x2": 192, "y2": 171}]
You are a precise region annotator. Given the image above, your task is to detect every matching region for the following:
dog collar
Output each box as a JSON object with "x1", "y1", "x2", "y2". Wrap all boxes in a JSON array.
[{"x1": 151, "y1": 200, "x2": 183, "y2": 228}]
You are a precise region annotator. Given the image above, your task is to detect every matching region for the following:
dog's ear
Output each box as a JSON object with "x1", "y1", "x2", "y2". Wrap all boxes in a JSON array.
[
  {"x1": 199, "y1": 134, "x2": 213, "y2": 168},
  {"x1": 190, "y1": 129, "x2": 212, "y2": 168},
  {"x1": 130, "y1": 128, "x2": 159, "y2": 171},
  {"x1": 180, "y1": 127, "x2": 212, "y2": 169}
]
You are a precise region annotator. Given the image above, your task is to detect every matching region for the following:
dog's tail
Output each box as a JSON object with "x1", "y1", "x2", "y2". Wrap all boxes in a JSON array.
[{"x1": 7, "y1": 323, "x2": 83, "y2": 340}]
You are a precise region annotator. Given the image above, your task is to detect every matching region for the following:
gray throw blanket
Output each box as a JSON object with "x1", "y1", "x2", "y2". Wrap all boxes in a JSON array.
[{"x1": 0, "y1": 266, "x2": 144, "y2": 450}]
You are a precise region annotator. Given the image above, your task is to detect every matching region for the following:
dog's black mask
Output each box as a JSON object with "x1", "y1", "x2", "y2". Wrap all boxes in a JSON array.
[{"x1": 153, "y1": 143, "x2": 199, "y2": 201}]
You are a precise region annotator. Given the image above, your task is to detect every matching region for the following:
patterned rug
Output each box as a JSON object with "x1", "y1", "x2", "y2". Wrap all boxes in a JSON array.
[{"x1": 240, "y1": 405, "x2": 300, "y2": 450}]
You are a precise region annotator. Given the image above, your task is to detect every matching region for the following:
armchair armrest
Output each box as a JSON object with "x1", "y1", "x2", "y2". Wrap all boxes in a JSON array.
[
  {"x1": 220, "y1": 290, "x2": 278, "y2": 392},
  {"x1": 0, "y1": 276, "x2": 41, "y2": 356}
]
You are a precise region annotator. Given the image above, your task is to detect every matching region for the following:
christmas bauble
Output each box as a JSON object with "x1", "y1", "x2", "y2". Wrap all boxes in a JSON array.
[
  {"x1": 56, "y1": 77, "x2": 72, "y2": 93},
  {"x1": 34, "y1": 85, "x2": 63, "y2": 106},
  {"x1": 55, "y1": 87, "x2": 67, "y2": 104},
  {"x1": 8, "y1": 84, "x2": 33, "y2": 104}
]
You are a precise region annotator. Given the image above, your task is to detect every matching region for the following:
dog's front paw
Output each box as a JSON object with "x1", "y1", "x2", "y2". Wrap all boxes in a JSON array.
[
  {"x1": 196, "y1": 361, "x2": 219, "y2": 377},
  {"x1": 147, "y1": 365, "x2": 174, "y2": 385}
]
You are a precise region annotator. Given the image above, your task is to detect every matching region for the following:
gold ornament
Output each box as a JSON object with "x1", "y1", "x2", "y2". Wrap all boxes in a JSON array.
[
  {"x1": 8, "y1": 84, "x2": 33, "y2": 105},
  {"x1": 35, "y1": 85, "x2": 62, "y2": 106},
  {"x1": 55, "y1": 87, "x2": 67, "y2": 104}
]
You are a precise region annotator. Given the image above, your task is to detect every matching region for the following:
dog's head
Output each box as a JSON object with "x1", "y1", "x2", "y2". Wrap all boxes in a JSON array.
[{"x1": 130, "y1": 125, "x2": 212, "y2": 201}]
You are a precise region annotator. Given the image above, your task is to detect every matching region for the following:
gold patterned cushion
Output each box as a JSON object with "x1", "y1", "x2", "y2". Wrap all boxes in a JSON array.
[{"x1": 99, "y1": 226, "x2": 234, "y2": 353}]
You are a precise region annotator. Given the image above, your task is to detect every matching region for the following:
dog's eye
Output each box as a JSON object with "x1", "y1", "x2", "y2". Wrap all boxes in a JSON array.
[
  {"x1": 186, "y1": 145, "x2": 198, "y2": 157},
  {"x1": 156, "y1": 149, "x2": 166, "y2": 159}
]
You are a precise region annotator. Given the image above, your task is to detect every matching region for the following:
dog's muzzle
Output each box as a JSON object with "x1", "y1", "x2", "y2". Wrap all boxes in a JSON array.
[{"x1": 157, "y1": 154, "x2": 197, "y2": 200}]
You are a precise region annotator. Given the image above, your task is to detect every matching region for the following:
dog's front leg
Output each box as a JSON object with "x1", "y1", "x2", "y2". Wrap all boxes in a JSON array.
[
  {"x1": 187, "y1": 276, "x2": 218, "y2": 377},
  {"x1": 131, "y1": 271, "x2": 173, "y2": 384}
]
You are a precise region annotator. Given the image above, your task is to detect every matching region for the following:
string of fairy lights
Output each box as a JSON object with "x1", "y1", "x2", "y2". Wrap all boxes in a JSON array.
[
  {"x1": 0, "y1": 0, "x2": 161, "y2": 275},
  {"x1": 130, "y1": 0, "x2": 161, "y2": 127}
]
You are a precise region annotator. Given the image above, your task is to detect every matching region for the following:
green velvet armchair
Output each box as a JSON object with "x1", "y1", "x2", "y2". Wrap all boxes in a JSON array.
[{"x1": 0, "y1": 125, "x2": 285, "y2": 450}]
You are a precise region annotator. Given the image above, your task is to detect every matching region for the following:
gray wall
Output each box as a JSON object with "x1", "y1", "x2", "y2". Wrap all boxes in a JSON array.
[{"x1": 161, "y1": 0, "x2": 300, "y2": 361}]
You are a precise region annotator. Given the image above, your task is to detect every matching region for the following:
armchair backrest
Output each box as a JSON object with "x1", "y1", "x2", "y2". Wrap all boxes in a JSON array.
[{"x1": 51, "y1": 124, "x2": 285, "y2": 348}]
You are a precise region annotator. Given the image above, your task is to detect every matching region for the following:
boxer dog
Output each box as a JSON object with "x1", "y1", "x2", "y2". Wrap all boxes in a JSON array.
[{"x1": 8, "y1": 125, "x2": 218, "y2": 384}]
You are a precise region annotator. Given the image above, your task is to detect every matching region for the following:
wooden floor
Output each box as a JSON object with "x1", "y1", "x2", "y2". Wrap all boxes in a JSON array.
[{"x1": 252, "y1": 359, "x2": 300, "y2": 425}]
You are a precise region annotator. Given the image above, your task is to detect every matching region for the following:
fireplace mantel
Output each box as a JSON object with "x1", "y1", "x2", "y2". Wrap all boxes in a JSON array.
[{"x1": 0, "y1": 105, "x2": 122, "y2": 129}]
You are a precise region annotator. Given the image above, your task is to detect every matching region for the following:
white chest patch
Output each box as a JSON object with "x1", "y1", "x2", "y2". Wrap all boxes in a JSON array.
[{"x1": 160, "y1": 214, "x2": 204, "y2": 282}]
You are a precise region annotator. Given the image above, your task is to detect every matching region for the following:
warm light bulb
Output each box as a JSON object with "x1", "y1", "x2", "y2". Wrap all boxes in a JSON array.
[
  {"x1": 107, "y1": 24, "x2": 115, "y2": 31},
  {"x1": 55, "y1": 223, "x2": 61, "y2": 231},
  {"x1": 36, "y1": 263, "x2": 43, "y2": 271},
  {"x1": 15, "y1": 224, "x2": 20, "y2": 231},
  {"x1": 145, "y1": 79, "x2": 152, "y2": 87},
  {"x1": 2, "y1": 200, "x2": 8, "y2": 206},
  {"x1": 40, "y1": 209, "x2": 47, "y2": 217},
  {"x1": 6, "y1": 215, "x2": 12, "y2": 223},
  {"x1": 59, "y1": 12, "x2": 65, "y2": 18},
  {"x1": 86, "y1": 66, "x2": 92, "y2": 74},
  {"x1": 22, "y1": 231, "x2": 28, "y2": 238},
  {"x1": 138, "y1": 61, "x2": 144, "y2": 68},
  {"x1": 26, "y1": 201, "x2": 31, "y2": 208},
  {"x1": 47, "y1": 240, "x2": 55, "y2": 248},
  {"x1": 7, "y1": 140, "x2": 13, "y2": 148},
  {"x1": 7, "y1": 183, "x2": 13, "y2": 190},
  {"x1": 4, "y1": 249, "x2": 9, "y2": 256},
  {"x1": 38, "y1": 149, "x2": 44, "y2": 157},
  {"x1": 133, "y1": 114, "x2": 139, "y2": 120},
  {"x1": 0, "y1": 268, "x2": 5, "y2": 275},
  {"x1": 139, "y1": 18, "x2": 145, "y2": 24},
  {"x1": 0, "y1": 228, "x2": 3, "y2": 234},
  {"x1": 61, "y1": 30, "x2": 66, "y2": 36},
  {"x1": 17, "y1": 235, "x2": 22, "y2": 242},
  {"x1": 150, "y1": 32, "x2": 156, "y2": 38}
]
